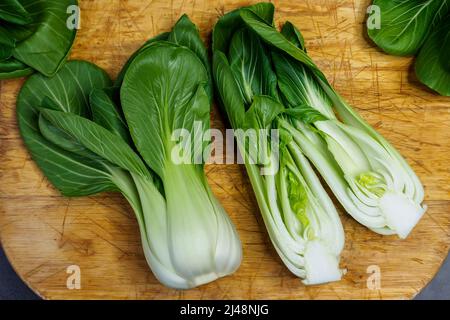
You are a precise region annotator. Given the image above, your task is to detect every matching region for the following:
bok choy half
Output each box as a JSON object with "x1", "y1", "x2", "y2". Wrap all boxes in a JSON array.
[
  {"x1": 18, "y1": 15, "x2": 242, "y2": 289},
  {"x1": 213, "y1": 3, "x2": 345, "y2": 285},
  {"x1": 233, "y1": 4, "x2": 426, "y2": 238}
]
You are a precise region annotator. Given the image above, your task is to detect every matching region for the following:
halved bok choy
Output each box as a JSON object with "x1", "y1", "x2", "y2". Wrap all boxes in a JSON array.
[
  {"x1": 213, "y1": 3, "x2": 345, "y2": 285},
  {"x1": 239, "y1": 6, "x2": 426, "y2": 238}
]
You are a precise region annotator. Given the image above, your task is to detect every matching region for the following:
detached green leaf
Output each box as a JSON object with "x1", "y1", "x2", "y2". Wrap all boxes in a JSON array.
[
  {"x1": 0, "y1": 0, "x2": 32, "y2": 25},
  {"x1": 367, "y1": 0, "x2": 450, "y2": 56},
  {"x1": 17, "y1": 61, "x2": 113, "y2": 196},
  {"x1": 415, "y1": 15, "x2": 450, "y2": 96},
  {"x1": 12, "y1": 0, "x2": 78, "y2": 76}
]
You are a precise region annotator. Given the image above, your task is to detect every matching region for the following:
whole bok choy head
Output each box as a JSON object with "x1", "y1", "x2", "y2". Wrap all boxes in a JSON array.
[
  {"x1": 213, "y1": 3, "x2": 345, "y2": 285},
  {"x1": 17, "y1": 15, "x2": 242, "y2": 289},
  {"x1": 238, "y1": 7, "x2": 426, "y2": 238}
]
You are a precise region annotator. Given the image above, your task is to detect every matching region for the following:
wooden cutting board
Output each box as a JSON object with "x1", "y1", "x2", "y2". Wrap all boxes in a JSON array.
[{"x1": 0, "y1": 0, "x2": 449, "y2": 300}]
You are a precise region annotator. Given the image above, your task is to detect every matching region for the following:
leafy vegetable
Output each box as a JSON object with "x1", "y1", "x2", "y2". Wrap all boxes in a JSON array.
[
  {"x1": 238, "y1": 6, "x2": 426, "y2": 238},
  {"x1": 18, "y1": 60, "x2": 115, "y2": 196},
  {"x1": 121, "y1": 41, "x2": 242, "y2": 286},
  {"x1": 415, "y1": 13, "x2": 450, "y2": 96},
  {"x1": 0, "y1": 0, "x2": 32, "y2": 25},
  {"x1": 213, "y1": 3, "x2": 345, "y2": 285},
  {"x1": 367, "y1": 0, "x2": 450, "y2": 56},
  {"x1": 0, "y1": 0, "x2": 78, "y2": 79},
  {"x1": 18, "y1": 16, "x2": 242, "y2": 289}
]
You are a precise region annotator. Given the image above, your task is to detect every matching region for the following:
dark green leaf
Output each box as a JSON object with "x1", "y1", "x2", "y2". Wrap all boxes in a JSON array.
[
  {"x1": 114, "y1": 32, "x2": 170, "y2": 88},
  {"x1": 212, "y1": 2, "x2": 274, "y2": 53},
  {"x1": 89, "y1": 88, "x2": 131, "y2": 142},
  {"x1": 272, "y1": 52, "x2": 332, "y2": 114},
  {"x1": 120, "y1": 42, "x2": 209, "y2": 177},
  {"x1": 415, "y1": 15, "x2": 450, "y2": 96},
  {"x1": 442, "y1": 34, "x2": 450, "y2": 72},
  {"x1": 240, "y1": 8, "x2": 316, "y2": 71},
  {"x1": 239, "y1": 6, "x2": 334, "y2": 96},
  {"x1": 0, "y1": 0, "x2": 32, "y2": 25},
  {"x1": 367, "y1": 0, "x2": 450, "y2": 56},
  {"x1": 40, "y1": 109, "x2": 152, "y2": 179},
  {"x1": 212, "y1": 51, "x2": 246, "y2": 128},
  {"x1": 229, "y1": 28, "x2": 278, "y2": 105},
  {"x1": 0, "y1": 26, "x2": 15, "y2": 60},
  {"x1": 38, "y1": 113, "x2": 98, "y2": 158},
  {"x1": 281, "y1": 21, "x2": 306, "y2": 51},
  {"x1": 245, "y1": 95, "x2": 284, "y2": 130},
  {"x1": 168, "y1": 14, "x2": 212, "y2": 101},
  {"x1": 0, "y1": 46, "x2": 13, "y2": 61},
  {"x1": 12, "y1": 0, "x2": 79, "y2": 76},
  {"x1": 17, "y1": 61, "x2": 113, "y2": 196},
  {"x1": 0, "y1": 57, "x2": 33, "y2": 79}
]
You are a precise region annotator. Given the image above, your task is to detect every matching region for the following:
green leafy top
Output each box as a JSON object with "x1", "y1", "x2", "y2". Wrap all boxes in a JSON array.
[
  {"x1": 229, "y1": 28, "x2": 278, "y2": 105},
  {"x1": 280, "y1": 21, "x2": 306, "y2": 52},
  {"x1": 120, "y1": 42, "x2": 210, "y2": 178},
  {"x1": 212, "y1": 3, "x2": 280, "y2": 129},
  {"x1": 115, "y1": 15, "x2": 212, "y2": 99},
  {"x1": 415, "y1": 13, "x2": 450, "y2": 96},
  {"x1": 212, "y1": 2, "x2": 275, "y2": 53},
  {"x1": 367, "y1": 0, "x2": 450, "y2": 56}
]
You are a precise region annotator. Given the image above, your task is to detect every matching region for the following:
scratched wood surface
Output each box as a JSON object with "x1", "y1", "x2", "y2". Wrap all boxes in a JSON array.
[{"x1": 0, "y1": 0, "x2": 449, "y2": 300}]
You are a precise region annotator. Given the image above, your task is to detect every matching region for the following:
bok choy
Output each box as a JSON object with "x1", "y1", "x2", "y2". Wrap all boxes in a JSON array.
[
  {"x1": 236, "y1": 4, "x2": 426, "y2": 238},
  {"x1": 18, "y1": 15, "x2": 242, "y2": 289},
  {"x1": 366, "y1": 0, "x2": 450, "y2": 96},
  {"x1": 415, "y1": 12, "x2": 450, "y2": 96},
  {"x1": 0, "y1": 0, "x2": 78, "y2": 79},
  {"x1": 367, "y1": 0, "x2": 449, "y2": 56},
  {"x1": 213, "y1": 3, "x2": 345, "y2": 285}
]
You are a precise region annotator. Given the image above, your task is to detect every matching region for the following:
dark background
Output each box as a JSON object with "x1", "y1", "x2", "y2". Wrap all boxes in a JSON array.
[{"x1": 0, "y1": 245, "x2": 448, "y2": 300}]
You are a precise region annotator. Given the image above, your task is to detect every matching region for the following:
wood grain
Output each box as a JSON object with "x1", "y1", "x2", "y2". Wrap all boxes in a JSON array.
[{"x1": 1, "y1": 0, "x2": 449, "y2": 300}]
